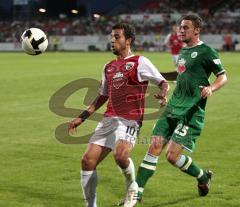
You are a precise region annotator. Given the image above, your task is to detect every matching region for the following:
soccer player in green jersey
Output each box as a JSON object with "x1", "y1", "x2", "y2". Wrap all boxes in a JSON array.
[{"x1": 135, "y1": 14, "x2": 228, "y2": 202}]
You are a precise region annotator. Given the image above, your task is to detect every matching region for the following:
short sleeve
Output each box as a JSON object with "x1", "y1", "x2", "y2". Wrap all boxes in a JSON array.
[
  {"x1": 205, "y1": 47, "x2": 225, "y2": 76},
  {"x1": 98, "y1": 65, "x2": 108, "y2": 96},
  {"x1": 137, "y1": 56, "x2": 166, "y2": 85}
]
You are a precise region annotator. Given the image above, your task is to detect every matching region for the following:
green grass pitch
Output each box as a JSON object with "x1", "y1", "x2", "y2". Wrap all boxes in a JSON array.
[{"x1": 0, "y1": 52, "x2": 239, "y2": 207}]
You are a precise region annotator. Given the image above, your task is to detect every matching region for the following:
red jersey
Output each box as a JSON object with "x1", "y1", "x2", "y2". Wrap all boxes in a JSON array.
[
  {"x1": 99, "y1": 55, "x2": 165, "y2": 123},
  {"x1": 165, "y1": 33, "x2": 183, "y2": 55}
]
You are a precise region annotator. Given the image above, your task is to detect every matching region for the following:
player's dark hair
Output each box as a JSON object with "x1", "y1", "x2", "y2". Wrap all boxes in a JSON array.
[
  {"x1": 112, "y1": 23, "x2": 135, "y2": 46},
  {"x1": 180, "y1": 14, "x2": 203, "y2": 29}
]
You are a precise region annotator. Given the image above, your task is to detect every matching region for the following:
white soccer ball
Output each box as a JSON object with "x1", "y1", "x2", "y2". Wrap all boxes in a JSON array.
[{"x1": 21, "y1": 28, "x2": 48, "y2": 55}]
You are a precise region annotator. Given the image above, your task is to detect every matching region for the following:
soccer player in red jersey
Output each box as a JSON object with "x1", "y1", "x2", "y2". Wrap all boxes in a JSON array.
[
  {"x1": 165, "y1": 23, "x2": 183, "y2": 68},
  {"x1": 68, "y1": 23, "x2": 169, "y2": 207},
  {"x1": 162, "y1": 23, "x2": 184, "y2": 81}
]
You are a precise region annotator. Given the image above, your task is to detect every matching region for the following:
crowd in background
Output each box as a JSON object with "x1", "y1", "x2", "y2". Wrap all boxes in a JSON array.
[
  {"x1": 133, "y1": 0, "x2": 240, "y2": 14},
  {"x1": 0, "y1": 0, "x2": 240, "y2": 51}
]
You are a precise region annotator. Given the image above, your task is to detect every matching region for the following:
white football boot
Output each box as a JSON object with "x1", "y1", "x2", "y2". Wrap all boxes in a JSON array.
[{"x1": 123, "y1": 181, "x2": 138, "y2": 207}]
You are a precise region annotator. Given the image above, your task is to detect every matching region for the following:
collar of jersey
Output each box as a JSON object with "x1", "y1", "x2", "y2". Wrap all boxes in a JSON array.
[
  {"x1": 185, "y1": 41, "x2": 204, "y2": 49},
  {"x1": 124, "y1": 54, "x2": 135, "y2": 60}
]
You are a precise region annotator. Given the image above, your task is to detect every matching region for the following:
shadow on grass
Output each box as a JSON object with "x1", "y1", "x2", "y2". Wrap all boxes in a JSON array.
[
  {"x1": 0, "y1": 183, "x2": 81, "y2": 204},
  {"x1": 113, "y1": 195, "x2": 198, "y2": 207},
  {"x1": 147, "y1": 195, "x2": 198, "y2": 207}
]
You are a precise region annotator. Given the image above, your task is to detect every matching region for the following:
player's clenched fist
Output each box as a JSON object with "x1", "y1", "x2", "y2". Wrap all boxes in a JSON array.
[
  {"x1": 68, "y1": 118, "x2": 83, "y2": 134},
  {"x1": 200, "y1": 85, "x2": 212, "y2": 99}
]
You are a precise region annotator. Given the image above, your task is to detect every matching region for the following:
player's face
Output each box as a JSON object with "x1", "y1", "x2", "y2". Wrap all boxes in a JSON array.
[
  {"x1": 179, "y1": 20, "x2": 200, "y2": 45},
  {"x1": 111, "y1": 29, "x2": 131, "y2": 55},
  {"x1": 172, "y1": 25, "x2": 177, "y2": 34}
]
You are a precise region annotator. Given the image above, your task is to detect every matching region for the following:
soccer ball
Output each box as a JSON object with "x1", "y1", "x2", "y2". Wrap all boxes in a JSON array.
[{"x1": 21, "y1": 28, "x2": 48, "y2": 55}]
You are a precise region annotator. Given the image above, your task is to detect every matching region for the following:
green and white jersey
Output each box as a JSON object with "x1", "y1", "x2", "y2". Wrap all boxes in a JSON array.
[{"x1": 168, "y1": 41, "x2": 225, "y2": 116}]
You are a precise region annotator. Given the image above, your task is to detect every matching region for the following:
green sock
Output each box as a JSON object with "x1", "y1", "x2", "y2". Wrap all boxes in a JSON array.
[
  {"x1": 136, "y1": 153, "x2": 158, "y2": 196},
  {"x1": 175, "y1": 155, "x2": 208, "y2": 183}
]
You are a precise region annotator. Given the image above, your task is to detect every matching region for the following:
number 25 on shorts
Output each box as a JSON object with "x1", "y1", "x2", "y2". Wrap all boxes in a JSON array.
[{"x1": 174, "y1": 123, "x2": 189, "y2": 136}]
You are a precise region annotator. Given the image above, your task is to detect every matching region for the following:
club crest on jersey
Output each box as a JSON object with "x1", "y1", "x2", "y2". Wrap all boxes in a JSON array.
[
  {"x1": 191, "y1": 52, "x2": 198, "y2": 58},
  {"x1": 177, "y1": 58, "x2": 186, "y2": 73},
  {"x1": 125, "y1": 62, "x2": 135, "y2": 71}
]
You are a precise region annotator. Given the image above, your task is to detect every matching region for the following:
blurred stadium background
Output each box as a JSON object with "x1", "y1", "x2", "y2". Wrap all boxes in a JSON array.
[
  {"x1": 0, "y1": 1, "x2": 240, "y2": 207},
  {"x1": 0, "y1": 0, "x2": 240, "y2": 51}
]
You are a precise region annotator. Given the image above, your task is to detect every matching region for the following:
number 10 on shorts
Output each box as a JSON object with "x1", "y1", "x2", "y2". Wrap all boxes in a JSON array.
[{"x1": 126, "y1": 126, "x2": 137, "y2": 136}]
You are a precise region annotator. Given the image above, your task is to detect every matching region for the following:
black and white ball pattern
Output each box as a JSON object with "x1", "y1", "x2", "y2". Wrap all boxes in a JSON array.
[{"x1": 21, "y1": 28, "x2": 48, "y2": 55}]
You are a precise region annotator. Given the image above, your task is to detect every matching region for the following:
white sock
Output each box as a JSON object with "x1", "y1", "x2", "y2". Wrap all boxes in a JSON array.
[
  {"x1": 175, "y1": 155, "x2": 186, "y2": 168},
  {"x1": 120, "y1": 158, "x2": 135, "y2": 188},
  {"x1": 144, "y1": 153, "x2": 159, "y2": 164},
  {"x1": 81, "y1": 170, "x2": 98, "y2": 207}
]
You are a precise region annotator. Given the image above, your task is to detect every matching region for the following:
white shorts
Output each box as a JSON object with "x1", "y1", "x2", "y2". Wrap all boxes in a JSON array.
[{"x1": 89, "y1": 117, "x2": 140, "y2": 150}]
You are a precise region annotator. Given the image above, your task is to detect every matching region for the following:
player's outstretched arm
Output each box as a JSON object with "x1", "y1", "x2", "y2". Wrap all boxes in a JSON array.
[
  {"x1": 68, "y1": 94, "x2": 108, "y2": 133},
  {"x1": 200, "y1": 73, "x2": 227, "y2": 99},
  {"x1": 154, "y1": 80, "x2": 170, "y2": 107}
]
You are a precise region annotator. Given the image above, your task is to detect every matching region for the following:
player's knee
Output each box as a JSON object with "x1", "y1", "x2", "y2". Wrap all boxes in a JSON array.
[
  {"x1": 114, "y1": 151, "x2": 129, "y2": 168},
  {"x1": 148, "y1": 144, "x2": 161, "y2": 156},
  {"x1": 166, "y1": 152, "x2": 178, "y2": 165},
  {"x1": 81, "y1": 154, "x2": 97, "y2": 170},
  {"x1": 149, "y1": 136, "x2": 164, "y2": 155},
  {"x1": 114, "y1": 151, "x2": 127, "y2": 162}
]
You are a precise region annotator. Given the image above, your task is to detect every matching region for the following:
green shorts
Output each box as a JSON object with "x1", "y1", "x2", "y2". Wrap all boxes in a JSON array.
[{"x1": 152, "y1": 109, "x2": 204, "y2": 152}]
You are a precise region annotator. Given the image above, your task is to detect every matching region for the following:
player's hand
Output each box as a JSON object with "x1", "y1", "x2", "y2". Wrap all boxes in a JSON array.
[
  {"x1": 200, "y1": 85, "x2": 212, "y2": 99},
  {"x1": 68, "y1": 118, "x2": 83, "y2": 134},
  {"x1": 155, "y1": 81, "x2": 170, "y2": 101},
  {"x1": 155, "y1": 93, "x2": 167, "y2": 107},
  {"x1": 159, "y1": 96, "x2": 167, "y2": 107}
]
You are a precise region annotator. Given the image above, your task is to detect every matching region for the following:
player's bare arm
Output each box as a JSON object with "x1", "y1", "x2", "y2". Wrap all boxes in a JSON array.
[
  {"x1": 200, "y1": 73, "x2": 227, "y2": 99},
  {"x1": 68, "y1": 94, "x2": 108, "y2": 133},
  {"x1": 164, "y1": 34, "x2": 171, "y2": 48},
  {"x1": 154, "y1": 80, "x2": 170, "y2": 107}
]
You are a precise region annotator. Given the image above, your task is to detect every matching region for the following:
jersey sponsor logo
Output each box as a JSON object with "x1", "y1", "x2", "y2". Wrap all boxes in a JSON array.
[
  {"x1": 213, "y1": 59, "x2": 221, "y2": 65},
  {"x1": 191, "y1": 52, "x2": 198, "y2": 58},
  {"x1": 113, "y1": 72, "x2": 123, "y2": 80},
  {"x1": 177, "y1": 58, "x2": 186, "y2": 73},
  {"x1": 125, "y1": 62, "x2": 135, "y2": 71},
  {"x1": 113, "y1": 72, "x2": 125, "y2": 89}
]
